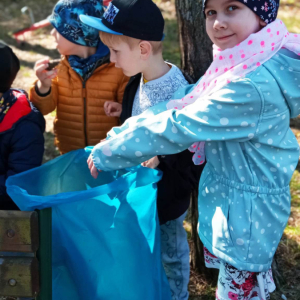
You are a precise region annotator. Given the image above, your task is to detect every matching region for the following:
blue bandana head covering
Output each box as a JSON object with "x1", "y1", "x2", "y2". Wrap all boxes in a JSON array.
[
  {"x1": 203, "y1": 0, "x2": 280, "y2": 24},
  {"x1": 49, "y1": 0, "x2": 106, "y2": 47}
]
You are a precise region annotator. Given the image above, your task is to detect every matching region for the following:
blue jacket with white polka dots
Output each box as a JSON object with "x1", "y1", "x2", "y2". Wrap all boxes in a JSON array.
[{"x1": 92, "y1": 49, "x2": 300, "y2": 272}]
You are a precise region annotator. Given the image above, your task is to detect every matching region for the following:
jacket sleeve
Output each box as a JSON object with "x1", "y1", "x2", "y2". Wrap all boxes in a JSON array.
[
  {"x1": 28, "y1": 78, "x2": 59, "y2": 115},
  {"x1": 6, "y1": 120, "x2": 44, "y2": 180},
  {"x1": 1, "y1": 120, "x2": 44, "y2": 202},
  {"x1": 92, "y1": 78, "x2": 263, "y2": 171},
  {"x1": 0, "y1": 174, "x2": 7, "y2": 198}
]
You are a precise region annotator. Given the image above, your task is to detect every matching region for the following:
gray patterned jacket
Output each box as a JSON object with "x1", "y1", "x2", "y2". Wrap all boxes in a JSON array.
[{"x1": 132, "y1": 63, "x2": 188, "y2": 116}]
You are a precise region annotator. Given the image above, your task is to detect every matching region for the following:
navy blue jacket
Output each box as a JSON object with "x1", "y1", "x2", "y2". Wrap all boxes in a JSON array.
[
  {"x1": 121, "y1": 75, "x2": 203, "y2": 224},
  {"x1": 0, "y1": 89, "x2": 45, "y2": 210}
]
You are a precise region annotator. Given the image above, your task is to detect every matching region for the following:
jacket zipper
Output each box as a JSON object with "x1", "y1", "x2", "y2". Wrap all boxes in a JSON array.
[
  {"x1": 82, "y1": 80, "x2": 88, "y2": 147},
  {"x1": 81, "y1": 58, "x2": 109, "y2": 147}
]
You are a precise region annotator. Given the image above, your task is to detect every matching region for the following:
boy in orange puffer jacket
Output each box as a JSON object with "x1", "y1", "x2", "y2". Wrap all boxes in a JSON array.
[{"x1": 29, "y1": 0, "x2": 128, "y2": 154}]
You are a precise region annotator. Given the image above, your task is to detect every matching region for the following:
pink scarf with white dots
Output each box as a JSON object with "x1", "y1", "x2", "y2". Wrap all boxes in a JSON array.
[{"x1": 167, "y1": 19, "x2": 300, "y2": 165}]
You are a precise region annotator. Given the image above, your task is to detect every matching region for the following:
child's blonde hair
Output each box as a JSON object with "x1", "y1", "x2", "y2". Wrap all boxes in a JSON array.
[{"x1": 100, "y1": 32, "x2": 163, "y2": 55}]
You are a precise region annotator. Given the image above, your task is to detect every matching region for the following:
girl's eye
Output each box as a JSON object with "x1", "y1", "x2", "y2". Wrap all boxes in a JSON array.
[
  {"x1": 228, "y1": 5, "x2": 238, "y2": 11},
  {"x1": 206, "y1": 10, "x2": 216, "y2": 17}
]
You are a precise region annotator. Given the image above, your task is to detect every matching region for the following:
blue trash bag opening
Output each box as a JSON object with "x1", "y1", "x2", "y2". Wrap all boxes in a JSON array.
[
  {"x1": 7, "y1": 147, "x2": 127, "y2": 198},
  {"x1": 6, "y1": 147, "x2": 163, "y2": 211},
  {"x1": 6, "y1": 148, "x2": 172, "y2": 300}
]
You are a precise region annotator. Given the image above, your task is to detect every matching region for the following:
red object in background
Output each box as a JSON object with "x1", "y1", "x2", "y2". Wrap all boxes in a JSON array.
[
  {"x1": 103, "y1": 0, "x2": 112, "y2": 6},
  {"x1": 13, "y1": 1, "x2": 112, "y2": 43},
  {"x1": 13, "y1": 19, "x2": 51, "y2": 42},
  {"x1": 0, "y1": 91, "x2": 31, "y2": 133}
]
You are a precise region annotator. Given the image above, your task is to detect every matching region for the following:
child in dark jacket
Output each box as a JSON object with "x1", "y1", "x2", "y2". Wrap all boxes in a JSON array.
[
  {"x1": 0, "y1": 42, "x2": 45, "y2": 210},
  {"x1": 82, "y1": 1, "x2": 202, "y2": 298},
  {"x1": 119, "y1": 74, "x2": 202, "y2": 224}
]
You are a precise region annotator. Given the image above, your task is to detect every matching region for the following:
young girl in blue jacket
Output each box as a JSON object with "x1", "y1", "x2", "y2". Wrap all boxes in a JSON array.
[{"x1": 89, "y1": 0, "x2": 300, "y2": 298}]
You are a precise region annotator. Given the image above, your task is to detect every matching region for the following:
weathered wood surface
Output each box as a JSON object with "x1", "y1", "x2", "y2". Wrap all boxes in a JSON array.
[
  {"x1": 0, "y1": 211, "x2": 39, "y2": 253},
  {"x1": 0, "y1": 257, "x2": 39, "y2": 297}
]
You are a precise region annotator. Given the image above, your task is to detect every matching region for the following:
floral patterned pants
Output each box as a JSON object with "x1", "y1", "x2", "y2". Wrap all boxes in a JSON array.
[{"x1": 204, "y1": 247, "x2": 276, "y2": 300}]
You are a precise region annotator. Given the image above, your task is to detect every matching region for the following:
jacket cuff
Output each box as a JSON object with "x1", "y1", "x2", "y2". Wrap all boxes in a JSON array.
[
  {"x1": 91, "y1": 148, "x2": 109, "y2": 172},
  {"x1": 35, "y1": 83, "x2": 51, "y2": 97}
]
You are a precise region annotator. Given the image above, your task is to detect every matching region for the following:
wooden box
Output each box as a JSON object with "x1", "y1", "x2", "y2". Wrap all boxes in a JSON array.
[
  {"x1": 0, "y1": 256, "x2": 39, "y2": 297},
  {"x1": 0, "y1": 211, "x2": 39, "y2": 252}
]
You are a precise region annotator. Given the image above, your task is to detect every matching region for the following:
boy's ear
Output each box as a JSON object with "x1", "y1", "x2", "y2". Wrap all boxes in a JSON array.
[{"x1": 139, "y1": 41, "x2": 152, "y2": 60}]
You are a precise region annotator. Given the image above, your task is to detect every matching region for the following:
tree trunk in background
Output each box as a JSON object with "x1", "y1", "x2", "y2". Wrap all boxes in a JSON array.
[
  {"x1": 175, "y1": 0, "x2": 212, "y2": 82},
  {"x1": 175, "y1": 0, "x2": 217, "y2": 282}
]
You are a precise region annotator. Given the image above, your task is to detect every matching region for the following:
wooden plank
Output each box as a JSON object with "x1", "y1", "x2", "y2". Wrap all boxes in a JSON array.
[
  {"x1": 0, "y1": 257, "x2": 39, "y2": 297},
  {"x1": 0, "y1": 211, "x2": 39, "y2": 252}
]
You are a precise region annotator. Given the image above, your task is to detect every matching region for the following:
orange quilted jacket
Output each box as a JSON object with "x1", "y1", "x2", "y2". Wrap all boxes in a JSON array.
[{"x1": 29, "y1": 56, "x2": 129, "y2": 154}]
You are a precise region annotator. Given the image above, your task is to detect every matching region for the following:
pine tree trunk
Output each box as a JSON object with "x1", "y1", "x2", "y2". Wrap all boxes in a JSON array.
[
  {"x1": 175, "y1": 0, "x2": 212, "y2": 82},
  {"x1": 175, "y1": 0, "x2": 217, "y2": 282}
]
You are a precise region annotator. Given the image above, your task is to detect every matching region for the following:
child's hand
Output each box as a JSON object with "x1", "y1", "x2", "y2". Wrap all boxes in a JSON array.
[
  {"x1": 104, "y1": 101, "x2": 122, "y2": 117},
  {"x1": 87, "y1": 154, "x2": 101, "y2": 179},
  {"x1": 34, "y1": 58, "x2": 58, "y2": 94},
  {"x1": 141, "y1": 156, "x2": 160, "y2": 169}
]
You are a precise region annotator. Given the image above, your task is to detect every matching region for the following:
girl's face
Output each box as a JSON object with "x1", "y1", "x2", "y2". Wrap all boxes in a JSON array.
[{"x1": 205, "y1": 0, "x2": 266, "y2": 50}]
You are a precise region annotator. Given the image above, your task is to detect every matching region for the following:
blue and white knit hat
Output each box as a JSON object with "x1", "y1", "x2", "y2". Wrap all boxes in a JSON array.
[
  {"x1": 203, "y1": 0, "x2": 280, "y2": 24},
  {"x1": 49, "y1": 0, "x2": 105, "y2": 47}
]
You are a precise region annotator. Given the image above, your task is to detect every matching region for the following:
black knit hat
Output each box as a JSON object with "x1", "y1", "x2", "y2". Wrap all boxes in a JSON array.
[
  {"x1": 0, "y1": 42, "x2": 20, "y2": 93},
  {"x1": 203, "y1": 0, "x2": 280, "y2": 24}
]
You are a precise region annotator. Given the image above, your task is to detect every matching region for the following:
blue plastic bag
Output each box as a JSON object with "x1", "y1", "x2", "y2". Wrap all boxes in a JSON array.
[{"x1": 6, "y1": 148, "x2": 171, "y2": 300}]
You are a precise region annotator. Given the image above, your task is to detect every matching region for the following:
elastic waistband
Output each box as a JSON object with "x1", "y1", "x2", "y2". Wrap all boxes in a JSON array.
[{"x1": 211, "y1": 173, "x2": 290, "y2": 195}]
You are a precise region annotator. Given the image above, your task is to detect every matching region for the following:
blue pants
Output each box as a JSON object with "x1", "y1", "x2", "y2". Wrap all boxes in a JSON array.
[{"x1": 160, "y1": 211, "x2": 190, "y2": 300}]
